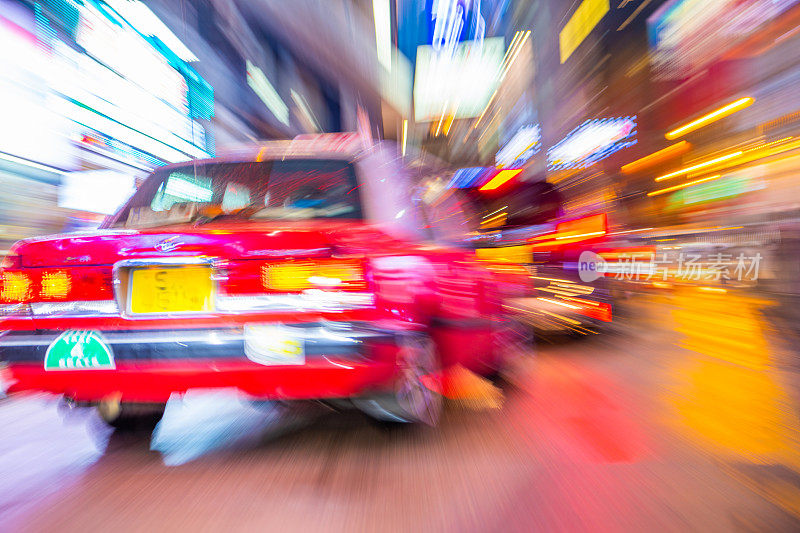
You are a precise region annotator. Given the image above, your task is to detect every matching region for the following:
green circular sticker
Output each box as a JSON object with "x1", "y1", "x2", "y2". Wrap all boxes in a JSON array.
[{"x1": 44, "y1": 331, "x2": 115, "y2": 371}]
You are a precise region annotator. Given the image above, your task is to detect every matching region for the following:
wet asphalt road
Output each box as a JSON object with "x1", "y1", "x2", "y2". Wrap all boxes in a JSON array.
[{"x1": 2, "y1": 290, "x2": 800, "y2": 532}]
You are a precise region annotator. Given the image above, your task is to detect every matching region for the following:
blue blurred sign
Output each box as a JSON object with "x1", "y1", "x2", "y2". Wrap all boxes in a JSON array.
[
  {"x1": 547, "y1": 117, "x2": 637, "y2": 171},
  {"x1": 448, "y1": 167, "x2": 489, "y2": 188}
]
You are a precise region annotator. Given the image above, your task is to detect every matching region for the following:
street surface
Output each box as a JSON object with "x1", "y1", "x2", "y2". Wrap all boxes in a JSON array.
[{"x1": 2, "y1": 289, "x2": 800, "y2": 532}]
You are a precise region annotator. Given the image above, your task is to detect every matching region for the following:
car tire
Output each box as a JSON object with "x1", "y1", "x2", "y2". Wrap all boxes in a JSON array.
[
  {"x1": 97, "y1": 401, "x2": 166, "y2": 431},
  {"x1": 354, "y1": 333, "x2": 442, "y2": 426}
]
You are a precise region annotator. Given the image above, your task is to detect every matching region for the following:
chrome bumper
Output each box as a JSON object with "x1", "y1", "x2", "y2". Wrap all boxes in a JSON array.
[{"x1": 0, "y1": 321, "x2": 398, "y2": 364}]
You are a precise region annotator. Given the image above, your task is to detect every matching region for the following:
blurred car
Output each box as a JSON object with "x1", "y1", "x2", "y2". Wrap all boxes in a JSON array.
[
  {"x1": 0, "y1": 135, "x2": 526, "y2": 428},
  {"x1": 458, "y1": 177, "x2": 613, "y2": 335},
  {"x1": 473, "y1": 215, "x2": 614, "y2": 335}
]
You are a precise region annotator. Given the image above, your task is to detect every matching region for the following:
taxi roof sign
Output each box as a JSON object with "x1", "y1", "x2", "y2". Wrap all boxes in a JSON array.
[{"x1": 292, "y1": 132, "x2": 367, "y2": 153}]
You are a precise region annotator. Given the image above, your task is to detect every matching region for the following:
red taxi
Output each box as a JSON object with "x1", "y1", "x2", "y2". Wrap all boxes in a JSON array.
[{"x1": 0, "y1": 138, "x2": 525, "y2": 427}]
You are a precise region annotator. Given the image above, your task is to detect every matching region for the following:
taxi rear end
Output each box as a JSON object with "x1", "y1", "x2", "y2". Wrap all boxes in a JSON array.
[
  {"x1": 0, "y1": 146, "x2": 441, "y2": 426},
  {"x1": 0, "y1": 250, "x2": 397, "y2": 403}
]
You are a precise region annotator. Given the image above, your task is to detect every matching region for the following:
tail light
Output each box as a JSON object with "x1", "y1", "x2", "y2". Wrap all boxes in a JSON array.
[
  {"x1": 529, "y1": 213, "x2": 608, "y2": 250},
  {"x1": 264, "y1": 260, "x2": 366, "y2": 292},
  {"x1": 553, "y1": 213, "x2": 607, "y2": 240},
  {"x1": 40, "y1": 271, "x2": 72, "y2": 299},
  {"x1": 0, "y1": 267, "x2": 113, "y2": 304},
  {"x1": 0, "y1": 271, "x2": 33, "y2": 303},
  {"x1": 582, "y1": 301, "x2": 612, "y2": 322},
  {"x1": 0, "y1": 250, "x2": 33, "y2": 315}
]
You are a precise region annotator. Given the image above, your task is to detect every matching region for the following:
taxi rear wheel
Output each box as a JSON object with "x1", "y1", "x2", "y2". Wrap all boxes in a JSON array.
[
  {"x1": 97, "y1": 400, "x2": 166, "y2": 430},
  {"x1": 354, "y1": 333, "x2": 442, "y2": 426}
]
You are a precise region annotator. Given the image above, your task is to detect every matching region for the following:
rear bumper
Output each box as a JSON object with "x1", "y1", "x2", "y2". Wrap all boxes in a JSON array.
[{"x1": 0, "y1": 322, "x2": 401, "y2": 402}]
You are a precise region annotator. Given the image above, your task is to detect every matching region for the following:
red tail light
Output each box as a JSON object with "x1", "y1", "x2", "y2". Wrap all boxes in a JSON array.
[
  {"x1": 530, "y1": 213, "x2": 608, "y2": 249},
  {"x1": 0, "y1": 271, "x2": 33, "y2": 303},
  {"x1": 0, "y1": 267, "x2": 114, "y2": 304},
  {"x1": 40, "y1": 271, "x2": 72, "y2": 299},
  {"x1": 263, "y1": 260, "x2": 366, "y2": 292},
  {"x1": 554, "y1": 213, "x2": 608, "y2": 239},
  {"x1": 584, "y1": 301, "x2": 612, "y2": 322}
]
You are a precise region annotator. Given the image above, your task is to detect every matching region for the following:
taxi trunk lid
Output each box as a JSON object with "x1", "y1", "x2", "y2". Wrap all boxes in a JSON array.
[{"x1": 15, "y1": 222, "x2": 348, "y2": 267}]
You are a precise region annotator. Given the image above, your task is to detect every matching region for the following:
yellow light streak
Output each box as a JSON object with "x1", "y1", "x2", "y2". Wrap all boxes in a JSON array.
[
  {"x1": 482, "y1": 205, "x2": 508, "y2": 219},
  {"x1": 560, "y1": 295, "x2": 599, "y2": 306},
  {"x1": 655, "y1": 153, "x2": 742, "y2": 182},
  {"x1": 537, "y1": 287, "x2": 583, "y2": 297},
  {"x1": 443, "y1": 113, "x2": 455, "y2": 136},
  {"x1": 401, "y1": 119, "x2": 408, "y2": 156},
  {"x1": 480, "y1": 212, "x2": 507, "y2": 225},
  {"x1": 685, "y1": 137, "x2": 800, "y2": 178},
  {"x1": 621, "y1": 141, "x2": 690, "y2": 174},
  {"x1": 648, "y1": 175, "x2": 722, "y2": 196},
  {"x1": 541, "y1": 310, "x2": 581, "y2": 325},
  {"x1": 500, "y1": 31, "x2": 523, "y2": 67},
  {"x1": 435, "y1": 100, "x2": 448, "y2": 136},
  {"x1": 509, "y1": 139, "x2": 540, "y2": 165},
  {"x1": 698, "y1": 286, "x2": 727, "y2": 293},
  {"x1": 555, "y1": 230, "x2": 606, "y2": 240},
  {"x1": 537, "y1": 297, "x2": 581, "y2": 310},
  {"x1": 665, "y1": 97, "x2": 754, "y2": 140}
]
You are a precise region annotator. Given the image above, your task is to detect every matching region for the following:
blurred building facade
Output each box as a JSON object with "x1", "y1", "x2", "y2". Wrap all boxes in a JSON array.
[
  {"x1": 425, "y1": 0, "x2": 800, "y2": 235},
  {"x1": 0, "y1": 0, "x2": 407, "y2": 252}
]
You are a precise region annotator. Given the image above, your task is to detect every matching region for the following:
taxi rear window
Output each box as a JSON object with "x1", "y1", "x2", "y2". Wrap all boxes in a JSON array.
[{"x1": 114, "y1": 159, "x2": 362, "y2": 227}]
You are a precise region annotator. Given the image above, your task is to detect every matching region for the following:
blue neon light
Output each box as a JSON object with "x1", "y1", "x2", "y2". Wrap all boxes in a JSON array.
[
  {"x1": 448, "y1": 167, "x2": 489, "y2": 188},
  {"x1": 547, "y1": 116, "x2": 637, "y2": 171}
]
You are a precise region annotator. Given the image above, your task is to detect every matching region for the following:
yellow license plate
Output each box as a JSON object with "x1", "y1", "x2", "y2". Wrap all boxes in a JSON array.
[{"x1": 129, "y1": 266, "x2": 214, "y2": 314}]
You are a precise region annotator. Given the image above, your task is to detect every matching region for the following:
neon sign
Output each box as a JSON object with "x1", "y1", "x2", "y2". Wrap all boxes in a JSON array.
[
  {"x1": 496, "y1": 124, "x2": 541, "y2": 168},
  {"x1": 547, "y1": 116, "x2": 637, "y2": 171},
  {"x1": 560, "y1": 0, "x2": 610, "y2": 63},
  {"x1": 413, "y1": 37, "x2": 503, "y2": 121},
  {"x1": 448, "y1": 167, "x2": 489, "y2": 189}
]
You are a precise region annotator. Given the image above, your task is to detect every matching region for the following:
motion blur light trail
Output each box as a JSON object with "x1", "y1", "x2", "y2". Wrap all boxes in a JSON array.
[
  {"x1": 665, "y1": 288, "x2": 800, "y2": 521},
  {"x1": 151, "y1": 391, "x2": 286, "y2": 467},
  {"x1": 669, "y1": 289, "x2": 800, "y2": 460},
  {"x1": 665, "y1": 97, "x2": 755, "y2": 140},
  {"x1": 436, "y1": 365, "x2": 504, "y2": 410},
  {"x1": 0, "y1": 396, "x2": 107, "y2": 520}
]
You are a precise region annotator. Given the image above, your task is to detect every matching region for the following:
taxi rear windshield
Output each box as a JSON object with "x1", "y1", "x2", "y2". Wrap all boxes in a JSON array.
[{"x1": 113, "y1": 159, "x2": 362, "y2": 228}]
